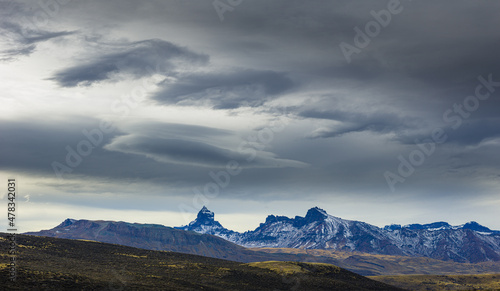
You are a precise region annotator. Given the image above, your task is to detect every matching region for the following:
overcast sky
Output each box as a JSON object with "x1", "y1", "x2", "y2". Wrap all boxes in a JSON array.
[{"x1": 1, "y1": 0, "x2": 500, "y2": 232}]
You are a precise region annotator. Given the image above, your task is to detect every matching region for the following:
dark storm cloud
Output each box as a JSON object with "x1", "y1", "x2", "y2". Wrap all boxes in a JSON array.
[
  {"x1": 153, "y1": 69, "x2": 294, "y2": 109},
  {"x1": 51, "y1": 39, "x2": 209, "y2": 87}
]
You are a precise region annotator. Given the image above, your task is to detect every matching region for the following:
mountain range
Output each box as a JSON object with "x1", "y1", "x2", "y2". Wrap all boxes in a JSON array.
[
  {"x1": 177, "y1": 206, "x2": 500, "y2": 263},
  {"x1": 25, "y1": 206, "x2": 500, "y2": 266},
  {"x1": 25, "y1": 216, "x2": 500, "y2": 277}
]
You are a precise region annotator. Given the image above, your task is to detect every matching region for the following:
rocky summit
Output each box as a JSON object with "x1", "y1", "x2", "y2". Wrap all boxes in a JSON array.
[{"x1": 175, "y1": 206, "x2": 240, "y2": 241}]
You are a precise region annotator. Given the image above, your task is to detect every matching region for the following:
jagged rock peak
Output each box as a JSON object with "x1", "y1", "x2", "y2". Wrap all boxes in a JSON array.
[
  {"x1": 187, "y1": 206, "x2": 224, "y2": 229},
  {"x1": 197, "y1": 206, "x2": 215, "y2": 222},
  {"x1": 304, "y1": 207, "x2": 329, "y2": 222}
]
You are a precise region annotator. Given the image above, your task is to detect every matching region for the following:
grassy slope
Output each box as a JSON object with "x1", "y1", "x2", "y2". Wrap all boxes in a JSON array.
[
  {"x1": 253, "y1": 247, "x2": 500, "y2": 276},
  {"x1": 370, "y1": 273, "x2": 500, "y2": 291},
  {"x1": 0, "y1": 233, "x2": 403, "y2": 290}
]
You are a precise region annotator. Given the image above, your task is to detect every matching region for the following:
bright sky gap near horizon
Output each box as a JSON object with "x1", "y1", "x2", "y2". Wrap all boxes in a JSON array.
[{"x1": 1, "y1": 0, "x2": 500, "y2": 233}]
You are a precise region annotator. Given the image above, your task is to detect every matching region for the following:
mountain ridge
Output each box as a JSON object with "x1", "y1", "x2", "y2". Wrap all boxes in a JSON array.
[{"x1": 25, "y1": 218, "x2": 270, "y2": 263}]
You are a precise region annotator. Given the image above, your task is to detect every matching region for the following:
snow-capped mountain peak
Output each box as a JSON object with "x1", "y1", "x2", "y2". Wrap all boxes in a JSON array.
[
  {"x1": 191, "y1": 206, "x2": 218, "y2": 226},
  {"x1": 175, "y1": 206, "x2": 239, "y2": 241}
]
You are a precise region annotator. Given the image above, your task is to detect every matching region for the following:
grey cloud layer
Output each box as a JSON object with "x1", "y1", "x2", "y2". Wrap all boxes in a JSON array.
[
  {"x1": 0, "y1": 20, "x2": 75, "y2": 61},
  {"x1": 51, "y1": 39, "x2": 209, "y2": 87},
  {"x1": 300, "y1": 109, "x2": 423, "y2": 139},
  {"x1": 105, "y1": 122, "x2": 307, "y2": 168},
  {"x1": 0, "y1": 119, "x2": 306, "y2": 190},
  {"x1": 3, "y1": 0, "x2": 500, "y2": 206},
  {"x1": 0, "y1": 118, "x2": 226, "y2": 189},
  {"x1": 153, "y1": 70, "x2": 294, "y2": 109}
]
